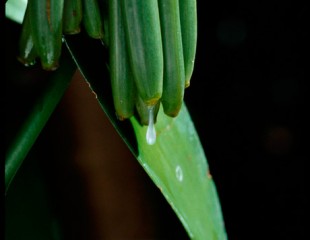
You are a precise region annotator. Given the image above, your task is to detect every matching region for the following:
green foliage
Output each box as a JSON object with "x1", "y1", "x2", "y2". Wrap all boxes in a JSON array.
[
  {"x1": 5, "y1": 0, "x2": 228, "y2": 239},
  {"x1": 130, "y1": 106, "x2": 227, "y2": 239}
]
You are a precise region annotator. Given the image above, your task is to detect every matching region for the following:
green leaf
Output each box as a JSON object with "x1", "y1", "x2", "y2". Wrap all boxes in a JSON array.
[
  {"x1": 5, "y1": 46, "x2": 76, "y2": 193},
  {"x1": 64, "y1": 33, "x2": 228, "y2": 240},
  {"x1": 5, "y1": 0, "x2": 28, "y2": 24},
  {"x1": 130, "y1": 105, "x2": 227, "y2": 239}
]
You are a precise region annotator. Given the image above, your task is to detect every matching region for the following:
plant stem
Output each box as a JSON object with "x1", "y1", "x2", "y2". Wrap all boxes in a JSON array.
[{"x1": 5, "y1": 48, "x2": 76, "y2": 193}]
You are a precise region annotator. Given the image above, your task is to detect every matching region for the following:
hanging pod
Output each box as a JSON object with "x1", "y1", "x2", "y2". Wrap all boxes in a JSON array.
[
  {"x1": 135, "y1": 95, "x2": 160, "y2": 126},
  {"x1": 63, "y1": 0, "x2": 83, "y2": 35},
  {"x1": 17, "y1": 5, "x2": 38, "y2": 67},
  {"x1": 109, "y1": 0, "x2": 136, "y2": 120},
  {"x1": 82, "y1": 0, "x2": 104, "y2": 39},
  {"x1": 28, "y1": 0, "x2": 64, "y2": 71},
  {"x1": 179, "y1": 0, "x2": 197, "y2": 88},
  {"x1": 158, "y1": 0, "x2": 185, "y2": 117},
  {"x1": 122, "y1": 0, "x2": 164, "y2": 107}
]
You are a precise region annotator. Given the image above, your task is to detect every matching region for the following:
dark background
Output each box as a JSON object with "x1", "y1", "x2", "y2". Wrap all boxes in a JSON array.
[
  {"x1": 185, "y1": 0, "x2": 307, "y2": 239},
  {"x1": 5, "y1": 0, "x2": 307, "y2": 239}
]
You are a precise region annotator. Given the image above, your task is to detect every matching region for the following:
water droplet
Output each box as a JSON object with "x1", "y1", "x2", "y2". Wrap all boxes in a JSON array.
[
  {"x1": 175, "y1": 165, "x2": 183, "y2": 182},
  {"x1": 146, "y1": 106, "x2": 156, "y2": 145}
]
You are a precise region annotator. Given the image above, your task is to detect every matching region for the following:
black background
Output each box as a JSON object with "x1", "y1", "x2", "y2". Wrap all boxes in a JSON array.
[{"x1": 185, "y1": 0, "x2": 307, "y2": 239}]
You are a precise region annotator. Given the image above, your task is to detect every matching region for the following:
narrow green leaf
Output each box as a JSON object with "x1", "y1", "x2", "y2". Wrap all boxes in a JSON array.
[
  {"x1": 5, "y1": 47, "x2": 76, "y2": 193},
  {"x1": 131, "y1": 104, "x2": 228, "y2": 240}
]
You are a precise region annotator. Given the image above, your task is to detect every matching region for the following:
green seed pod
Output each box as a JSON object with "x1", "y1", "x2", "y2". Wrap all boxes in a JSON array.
[
  {"x1": 17, "y1": 5, "x2": 37, "y2": 66},
  {"x1": 109, "y1": 0, "x2": 135, "y2": 120},
  {"x1": 158, "y1": 0, "x2": 185, "y2": 117},
  {"x1": 179, "y1": 0, "x2": 197, "y2": 88},
  {"x1": 82, "y1": 0, "x2": 104, "y2": 39},
  {"x1": 98, "y1": 0, "x2": 110, "y2": 46},
  {"x1": 122, "y1": 0, "x2": 163, "y2": 106},
  {"x1": 28, "y1": 0, "x2": 64, "y2": 71},
  {"x1": 135, "y1": 95, "x2": 160, "y2": 126},
  {"x1": 63, "y1": 0, "x2": 82, "y2": 35}
]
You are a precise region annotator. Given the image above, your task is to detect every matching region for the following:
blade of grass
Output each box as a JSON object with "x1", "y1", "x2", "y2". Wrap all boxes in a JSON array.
[{"x1": 5, "y1": 47, "x2": 76, "y2": 193}]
